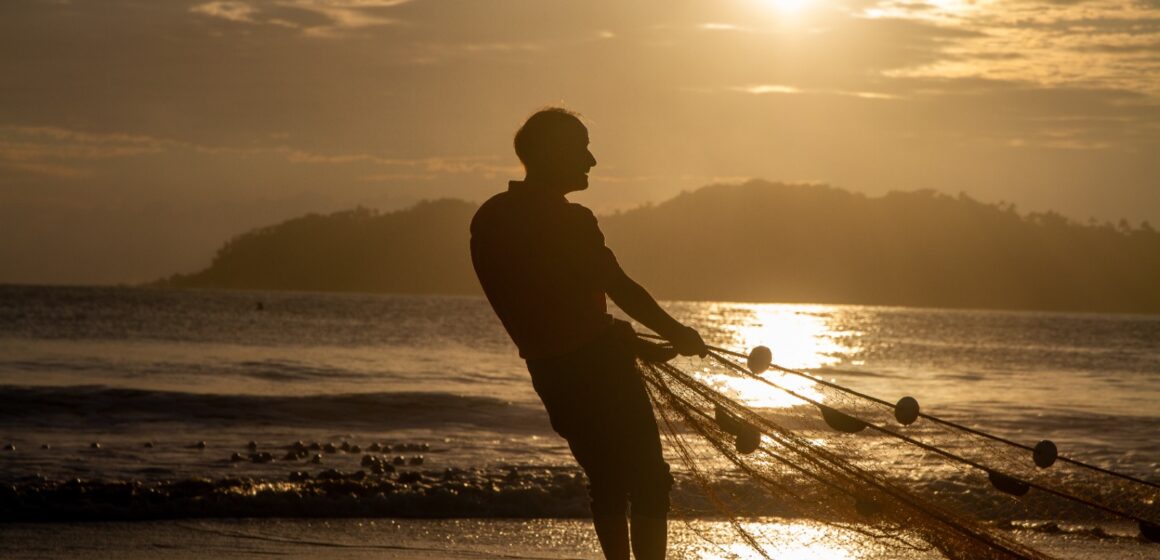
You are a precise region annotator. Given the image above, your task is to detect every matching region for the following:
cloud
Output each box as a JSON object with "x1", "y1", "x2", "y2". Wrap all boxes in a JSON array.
[
  {"x1": 0, "y1": 126, "x2": 171, "y2": 177},
  {"x1": 0, "y1": 161, "x2": 90, "y2": 178},
  {"x1": 729, "y1": 84, "x2": 900, "y2": 99},
  {"x1": 0, "y1": 125, "x2": 519, "y2": 183},
  {"x1": 190, "y1": 1, "x2": 259, "y2": 24},
  {"x1": 189, "y1": 0, "x2": 410, "y2": 36},
  {"x1": 734, "y1": 84, "x2": 802, "y2": 94},
  {"x1": 1002, "y1": 130, "x2": 1116, "y2": 150},
  {"x1": 284, "y1": 149, "x2": 518, "y2": 177},
  {"x1": 699, "y1": 22, "x2": 750, "y2": 32},
  {"x1": 459, "y1": 42, "x2": 542, "y2": 53},
  {"x1": 859, "y1": 0, "x2": 1160, "y2": 96},
  {"x1": 1075, "y1": 39, "x2": 1160, "y2": 53}
]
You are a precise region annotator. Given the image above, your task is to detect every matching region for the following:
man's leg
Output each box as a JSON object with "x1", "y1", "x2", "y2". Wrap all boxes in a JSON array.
[
  {"x1": 592, "y1": 510, "x2": 630, "y2": 560},
  {"x1": 629, "y1": 514, "x2": 667, "y2": 560},
  {"x1": 571, "y1": 437, "x2": 632, "y2": 560},
  {"x1": 527, "y1": 337, "x2": 663, "y2": 559},
  {"x1": 627, "y1": 461, "x2": 672, "y2": 560},
  {"x1": 622, "y1": 361, "x2": 673, "y2": 560}
]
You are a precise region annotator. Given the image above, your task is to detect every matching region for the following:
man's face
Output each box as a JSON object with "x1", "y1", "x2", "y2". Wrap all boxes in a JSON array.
[{"x1": 541, "y1": 123, "x2": 597, "y2": 192}]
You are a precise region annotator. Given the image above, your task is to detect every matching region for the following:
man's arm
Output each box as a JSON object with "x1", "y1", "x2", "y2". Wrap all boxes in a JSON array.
[
  {"x1": 570, "y1": 204, "x2": 706, "y2": 356},
  {"x1": 606, "y1": 268, "x2": 707, "y2": 357}
]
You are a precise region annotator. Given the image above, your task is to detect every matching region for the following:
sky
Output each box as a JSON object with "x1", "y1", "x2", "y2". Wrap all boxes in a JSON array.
[{"x1": 1, "y1": 0, "x2": 1158, "y2": 284}]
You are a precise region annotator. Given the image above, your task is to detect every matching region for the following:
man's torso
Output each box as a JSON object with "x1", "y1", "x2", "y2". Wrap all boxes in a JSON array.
[{"x1": 469, "y1": 181, "x2": 618, "y2": 360}]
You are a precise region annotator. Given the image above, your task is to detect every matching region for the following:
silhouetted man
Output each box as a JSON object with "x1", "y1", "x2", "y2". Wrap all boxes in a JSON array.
[{"x1": 470, "y1": 108, "x2": 707, "y2": 560}]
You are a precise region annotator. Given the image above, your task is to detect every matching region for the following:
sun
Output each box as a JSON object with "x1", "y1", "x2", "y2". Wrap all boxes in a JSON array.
[{"x1": 758, "y1": 0, "x2": 812, "y2": 14}]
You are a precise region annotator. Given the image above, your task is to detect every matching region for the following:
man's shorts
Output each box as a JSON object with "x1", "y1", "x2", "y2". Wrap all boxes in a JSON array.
[{"x1": 525, "y1": 323, "x2": 672, "y2": 517}]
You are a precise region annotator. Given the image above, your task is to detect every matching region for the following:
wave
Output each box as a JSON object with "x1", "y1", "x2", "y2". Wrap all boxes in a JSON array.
[
  {"x1": 808, "y1": 367, "x2": 895, "y2": 379},
  {"x1": 2, "y1": 465, "x2": 1149, "y2": 525},
  {"x1": 0, "y1": 385, "x2": 551, "y2": 432},
  {"x1": 1, "y1": 356, "x2": 376, "y2": 382}
]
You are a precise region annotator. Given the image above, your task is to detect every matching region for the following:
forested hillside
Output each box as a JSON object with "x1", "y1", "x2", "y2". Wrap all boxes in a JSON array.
[
  {"x1": 160, "y1": 181, "x2": 1160, "y2": 313},
  {"x1": 161, "y1": 199, "x2": 479, "y2": 294},
  {"x1": 602, "y1": 182, "x2": 1160, "y2": 312}
]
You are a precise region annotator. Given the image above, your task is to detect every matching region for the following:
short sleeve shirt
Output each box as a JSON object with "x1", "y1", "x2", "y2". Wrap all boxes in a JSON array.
[{"x1": 470, "y1": 181, "x2": 621, "y2": 360}]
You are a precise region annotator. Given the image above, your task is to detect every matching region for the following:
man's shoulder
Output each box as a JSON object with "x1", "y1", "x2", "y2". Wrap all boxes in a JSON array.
[
  {"x1": 470, "y1": 188, "x2": 598, "y2": 236},
  {"x1": 477, "y1": 190, "x2": 514, "y2": 213},
  {"x1": 564, "y1": 201, "x2": 596, "y2": 217},
  {"x1": 563, "y1": 202, "x2": 600, "y2": 230},
  {"x1": 470, "y1": 191, "x2": 515, "y2": 234}
]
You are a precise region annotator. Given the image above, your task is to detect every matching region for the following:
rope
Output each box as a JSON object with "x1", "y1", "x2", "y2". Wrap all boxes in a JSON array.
[
  {"x1": 641, "y1": 359, "x2": 1049, "y2": 559},
  {"x1": 639, "y1": 332, "x2": 1160, "y2": 492},
  {"x1": 699, "y1": 348, "x2": 1158, "y2": 527}
]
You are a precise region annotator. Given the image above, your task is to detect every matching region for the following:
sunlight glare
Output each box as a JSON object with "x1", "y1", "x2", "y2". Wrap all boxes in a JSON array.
[
  {"x1": 722, "y1": 304, "x2": 854, "y2": 370},
  {"x1": 691, "y1": 520, "x2": 860, "y2": 559},
  {"x1": 755, "y1": 0, "x2": 813, "y2": 15},
  {"x1": 699, "y1": 370, "x2": 825, "y2": 409},
  {"x1": 695, "y1": 303, "x2": 860, "y2": 408}
]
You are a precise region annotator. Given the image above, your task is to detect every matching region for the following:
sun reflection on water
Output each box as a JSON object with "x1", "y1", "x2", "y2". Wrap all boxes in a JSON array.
[
  {"x1": 686, "y1": 519, "x2": 863, "y2": 559},
  {"x1": 723, "y1": 304, "x2": 855, "y2": 370},
  {"x1": 694, "y1": 303, "x2": 861, "y2": 409},
  {"x1": 696, "y1": 368, "x2": 825, "y2": 409}
]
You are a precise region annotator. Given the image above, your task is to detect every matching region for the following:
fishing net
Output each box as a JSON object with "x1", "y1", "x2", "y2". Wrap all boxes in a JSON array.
[{"x1": 636, "y1": 337, "x2": 1159, "y2": 559}]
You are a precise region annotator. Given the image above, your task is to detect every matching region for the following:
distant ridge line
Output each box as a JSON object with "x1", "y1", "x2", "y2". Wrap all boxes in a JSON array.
[{"x1": 158, "y1": 181, "x2": 1160, "y2": 314}]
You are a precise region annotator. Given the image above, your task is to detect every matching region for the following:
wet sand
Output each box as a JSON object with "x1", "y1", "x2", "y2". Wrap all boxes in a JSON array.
[{"x1": 3, "y1": 518, "x2": 1157, "y2": 560}]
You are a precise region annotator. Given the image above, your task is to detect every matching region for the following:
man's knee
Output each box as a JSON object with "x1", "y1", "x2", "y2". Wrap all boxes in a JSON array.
[
  {"x1": 630, "y1": 465, "x2": 673, "y2": 517},
  {"x1": 589, "y1": 484, "x2": 629, "y2": 517}
]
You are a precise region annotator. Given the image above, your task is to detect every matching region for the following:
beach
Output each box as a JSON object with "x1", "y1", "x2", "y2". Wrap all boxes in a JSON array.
[{"x1": 3, "y1": 518, "x2": 1157, "y2": 559}]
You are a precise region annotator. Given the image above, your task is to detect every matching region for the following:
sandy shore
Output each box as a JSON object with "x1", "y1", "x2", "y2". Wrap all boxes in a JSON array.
[{"x1": 2, "y1": 518, "x2": 1157, "y2": 560}]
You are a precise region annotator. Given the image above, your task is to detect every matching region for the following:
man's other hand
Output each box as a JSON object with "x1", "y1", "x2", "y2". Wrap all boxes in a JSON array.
[
  {"x1": 634, "y1": 339, "x2": 679, "y2": 363},
  {"x1": 671, "y1": 326, "x2": 708, "y2": 357}
]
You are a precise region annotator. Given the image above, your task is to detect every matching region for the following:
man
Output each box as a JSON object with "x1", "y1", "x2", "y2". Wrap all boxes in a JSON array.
[{"x1": 470, "y1": 107, "x2": 707, "y2": 560}]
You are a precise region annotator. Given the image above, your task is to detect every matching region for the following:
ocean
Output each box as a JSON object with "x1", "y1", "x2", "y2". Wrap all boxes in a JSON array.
[{"x1": 1, "y1": 284, "x2": 1157, "y2": 558}]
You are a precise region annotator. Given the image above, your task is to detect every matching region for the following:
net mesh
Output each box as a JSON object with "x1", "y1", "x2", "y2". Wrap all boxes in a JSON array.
[{"x1": 636, "y1": 344, "x2": 1159, "y2": 559}]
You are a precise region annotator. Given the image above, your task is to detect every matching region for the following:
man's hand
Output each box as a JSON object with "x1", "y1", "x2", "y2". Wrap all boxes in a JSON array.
[
  {"x1": 634, "y1": 339, "x2": 679, "y2": 363},
  {"x1": 670, "y1": 325, "x2": 708, "y2": 357}
]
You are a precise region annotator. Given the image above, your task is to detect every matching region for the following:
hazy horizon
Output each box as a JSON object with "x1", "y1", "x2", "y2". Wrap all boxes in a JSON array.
[
  {"x1": 2, "y1": 0, "x2": 1159, "y2": 285},
  {"x1": 5, "y1": 181, "x2": 1157, "y2": 291}
]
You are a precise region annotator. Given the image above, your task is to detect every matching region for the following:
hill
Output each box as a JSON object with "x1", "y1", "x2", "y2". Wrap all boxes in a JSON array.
[
  {"x1": 160, "y1": 181, "x2": 1160, "y2": 313},
  {"x1": 160, "y1": 199, "x2": 480, "y2": 294}
]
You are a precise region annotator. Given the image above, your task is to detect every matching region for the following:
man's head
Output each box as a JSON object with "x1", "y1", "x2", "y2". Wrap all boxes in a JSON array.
[{"x1": 514, "y1": 108, "x2": 597, "y2": 192}]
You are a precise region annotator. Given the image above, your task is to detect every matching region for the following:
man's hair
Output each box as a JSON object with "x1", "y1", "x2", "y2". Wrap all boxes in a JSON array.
[{"x1": 513, "y1": 107, "x2": 585, "y2": 168}]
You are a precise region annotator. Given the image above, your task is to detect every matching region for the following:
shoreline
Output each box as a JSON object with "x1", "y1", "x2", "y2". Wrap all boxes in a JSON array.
[{"x1": 2, "y1": 518, "x2": 1156, "y2": 560}]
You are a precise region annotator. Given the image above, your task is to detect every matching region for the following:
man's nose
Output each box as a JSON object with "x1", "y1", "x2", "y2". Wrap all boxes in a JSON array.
[{"x1": 587, "y1": 151, "x2": 597, "y2": 168}]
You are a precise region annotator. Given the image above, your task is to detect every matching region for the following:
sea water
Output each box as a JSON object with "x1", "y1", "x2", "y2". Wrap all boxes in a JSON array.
[{"x1": 0, "y1": 285, "x2": 1157, "y2": 554}]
